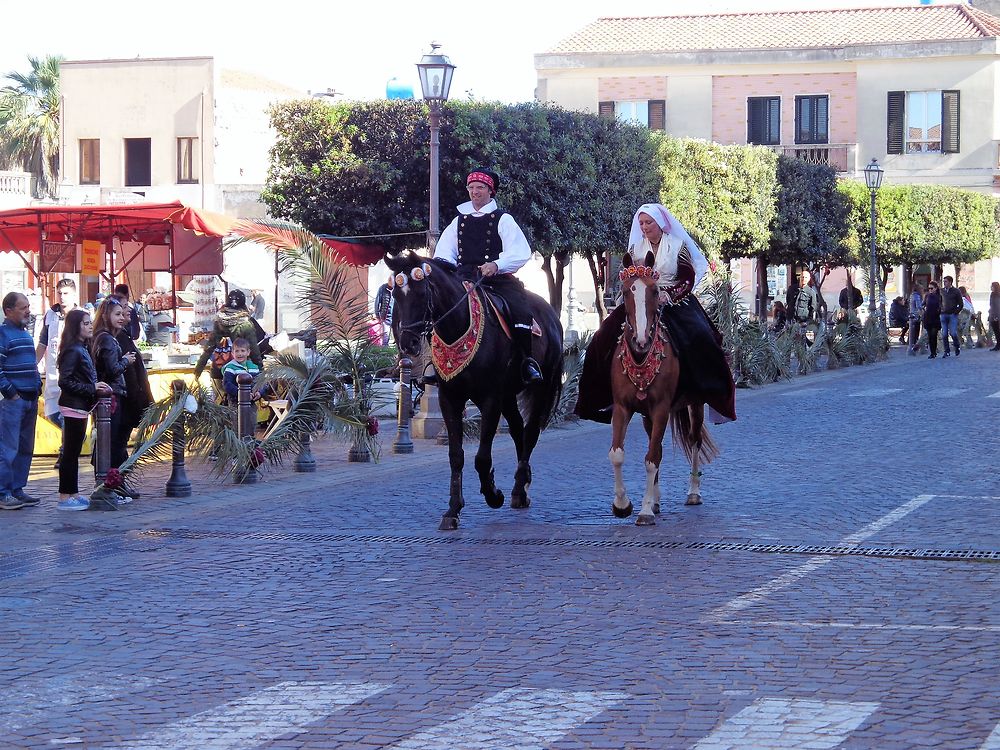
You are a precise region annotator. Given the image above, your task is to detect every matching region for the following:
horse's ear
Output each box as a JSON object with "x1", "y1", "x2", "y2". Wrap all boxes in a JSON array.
[
  {"x1": 644, "y1": 250, "x2": 655, "y2": 268},
  {"x1": 385, "y1": 252, "x2": 401, "y2": 271},
  {"x1": 622, "y1": 251, "x2": 634, "y2": 269}
]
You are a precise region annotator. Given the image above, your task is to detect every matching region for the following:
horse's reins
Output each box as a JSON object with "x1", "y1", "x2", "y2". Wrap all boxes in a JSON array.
[{"x1": 397, "y1": 274, "x2": 489, "y2": 340}]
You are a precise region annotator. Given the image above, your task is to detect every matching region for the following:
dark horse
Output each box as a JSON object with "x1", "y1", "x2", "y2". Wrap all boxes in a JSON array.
[
  {"x1": 386, "y1": 252, "x2": 563, "y2": 530},
  {"x1": 610, "y1": 251, "x2": 719, "y2": 525}
]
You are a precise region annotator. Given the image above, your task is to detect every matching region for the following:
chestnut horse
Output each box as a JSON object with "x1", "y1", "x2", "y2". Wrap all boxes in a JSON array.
[{"x1": 610, "y1": 251, "x2": 719, "y2": 525}]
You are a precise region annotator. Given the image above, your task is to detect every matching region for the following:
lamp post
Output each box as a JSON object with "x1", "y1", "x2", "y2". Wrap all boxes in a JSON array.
[
  {"x1": 863, "y1": 158, "x2": 885, "y2": 327},
  {"x1": 416, "y1": 43, "x2": 456, "y2": 251}
]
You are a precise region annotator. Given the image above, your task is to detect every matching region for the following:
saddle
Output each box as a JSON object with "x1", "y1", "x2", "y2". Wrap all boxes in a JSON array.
[{"x1": 464, "y1": 282, "x2": 541, "y2": 339}]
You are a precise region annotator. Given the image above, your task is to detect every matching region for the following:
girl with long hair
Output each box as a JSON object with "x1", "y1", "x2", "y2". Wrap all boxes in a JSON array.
[
  {"x1": 55, "y1": 309, "x2": 108, "y2": 510},
  {"x1": 91, "y1": 297, "x2": 136, "y2": 490}
]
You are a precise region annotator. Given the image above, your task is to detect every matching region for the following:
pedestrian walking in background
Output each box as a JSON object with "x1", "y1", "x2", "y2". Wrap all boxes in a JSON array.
[
  {"x1": 989, "y1": 281, "x2": 1000, "y2": 351},
  {"x1": 0, "y1": 292, "x2": 42, "y2": 510},
  {"x1": 250, "y1": 289, "x2": 266, "y2": 321},
  {"x1": 924, "y1": 281, "x2": 942, "y2": 359},
  {"x1": 35, "y1": 278, "x2": 79, "y2": 469},
  {"x1": 793, "y1": 270, "x2": 817, "y2": 326},
  {"x1": 939, "y1": 276, "x2": 963, "y2": 357},
  {"x1": 889, "y1": 296, "x2": 908, "y2": 344},
  {"x1": 838, "y1": 275, "x2": 864, "y2": 322},
  {"x1": 55, "y1": 309, "x2": 108, "y2": 511},
  {"x1": 91, "y1": 297, "x2": 137, "y2": 491},
  {"x1": 908, "y1": 283, "x2": 924, "y2": 354}
]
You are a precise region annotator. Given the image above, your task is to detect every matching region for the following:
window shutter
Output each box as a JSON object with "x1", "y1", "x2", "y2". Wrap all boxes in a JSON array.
[
  {"x1": 816, "y1": 96, "x2": 829, "y2": 143},
  {"x1": 942, "y1": 90, "x2": 960, "y2": 154},
  {"x1": 748, "y1": 98, "x2": 764, "y2": 144},
  {"x1": 766, "y1": 98, "x2": 781, "y2": 144},
  {"x1": 648, "y1": 100, "x2": 666, "y2": 131},
  {"x1": 598, "y1": 101, "x2": 615, "y2": 120},
  {"x1": 887, "y1": 91, "x2": 905, "y2": 155}
]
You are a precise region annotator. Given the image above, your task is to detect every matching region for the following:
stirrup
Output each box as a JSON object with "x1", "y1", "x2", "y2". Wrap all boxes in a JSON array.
[{"x1": 522, "y1": 358, "x2": 543, "y2": 385}]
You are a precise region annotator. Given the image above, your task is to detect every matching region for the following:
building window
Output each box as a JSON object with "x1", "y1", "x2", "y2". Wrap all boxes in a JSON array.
[
  {"x1": 598, "y1": 100, "x2": 665, "y2": 131},
  {"x1": 887, "y1": 90, "x2": 960, "y2": 155},
  {"x1": 177, "y1": 137, "x2": 199, "y2": 184},
  {"x1": 124, "y1": 138, "x2": 152, "y2": 186},
  {"x1": 747, "y1": 97, "x2": 781, "y2": 145},
  {"x1": 79, "y1": 139, "x2": 100, "y2": 184},
  {"x1": 795, "y1": 95, "x2": 829, "y2": 145}
]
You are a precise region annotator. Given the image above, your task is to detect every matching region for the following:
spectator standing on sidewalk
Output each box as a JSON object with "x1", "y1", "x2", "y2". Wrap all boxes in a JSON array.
[
  {"x1": 91, "y1": 297, "x2": 137, "y2": 477},
  {"x1": 113, "y1": 294, "x2": 153, "y2": 446},
  {"x1": 939, "y1": 275, "x2": 963, "y2": 357},
  {"x1": 989, "y1": 281, "x2": 1000, "y2": 351},
  {"x1": 908, "y1": 283, "x2": 924, "y2": 354},
  {"x1": 55, "y1": 309, "x2": 108, "y2": 511},
  {"x1": 838, "y1": 276, "x2": 864, "y2": 322},
  {"x1": 793, "y1": 270, "x2": 817, "y2": 326},
  {"x1": 0, "y1": 292, "x2": 42, "y2": 510},
  {"x1": 35, "y1": 278, "x2": 79, "y2": 468},
  {"x1": 924, "y1": 281, "x2": 942, "y2": 359}
]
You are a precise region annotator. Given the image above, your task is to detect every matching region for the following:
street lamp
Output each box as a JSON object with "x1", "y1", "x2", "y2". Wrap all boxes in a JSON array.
[
  {"x1": 863, "y1": 158, "x2": 885, "y2": 326},
  {"x1": 416, "y1": 43, "x2": 456, "y2": 250}
]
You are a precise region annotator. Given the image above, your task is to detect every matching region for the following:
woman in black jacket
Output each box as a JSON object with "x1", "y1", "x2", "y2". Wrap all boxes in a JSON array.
[
  {"x1": 91, "y1": 297, "x2": 137, "y2": 472},
  {"x1": 923, "y1": 281, "x2": 942, "y2": 359},
  {"x1": 113, "y1": 293, "x2": 153, "y2": 434},
  {"x1": 56, "y1": 309, "x2": 108, "y2": 509}
]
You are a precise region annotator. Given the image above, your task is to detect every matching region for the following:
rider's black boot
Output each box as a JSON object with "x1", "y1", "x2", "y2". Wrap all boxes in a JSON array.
[{"x1": 515, "y1": 326, "x2": 543, "y2": 385}]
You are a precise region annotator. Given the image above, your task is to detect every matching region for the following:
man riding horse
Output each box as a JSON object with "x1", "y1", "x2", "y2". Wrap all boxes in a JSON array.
[{"x1": 425, "y1": 168, "x2": 543, "y2": 386}]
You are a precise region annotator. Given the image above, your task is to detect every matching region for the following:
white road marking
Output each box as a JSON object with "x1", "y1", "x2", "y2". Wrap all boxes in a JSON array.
[
  {"x1": 114, "y1": 681, "x2": 390, "y2": 750},
  {"x1": 987, "y1": 390, "x2": 1000, "y2": 399},
  {"x1": 726, "y1": 619, "x2": 1000, "y2": 633},
  {"x1": 693, "y1": 698, "x2": 879, "y2": 750},
  {"x1": 708, "y1": 495, "x2": 934, "y2": 620},
  {"x1": 1, "y1": 672, "x2": 162, "y2": 733},
  {"x1": 924, "y1": 388, "x2": 967, "y2": 398},
  {"x1": 780, "y1": 388, "x2": 823, "y2": 396},
  {"x1": 388, "y1": 688, "x2": 628, "y2": 750},
  {"x1": 979, "y1": 722, "x2": 1000, "y2": 750},
  {"x1": 933, "y1": 494, "x2": 1000, "y2": 500},
  {"x1": 848, "y1": 387, "x2": 903, "y2": 397}
]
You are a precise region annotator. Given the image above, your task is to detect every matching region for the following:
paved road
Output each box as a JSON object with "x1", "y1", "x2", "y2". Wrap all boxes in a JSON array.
[{"x1": 2, "y1": 346, "x2": 999, "y2": 749}]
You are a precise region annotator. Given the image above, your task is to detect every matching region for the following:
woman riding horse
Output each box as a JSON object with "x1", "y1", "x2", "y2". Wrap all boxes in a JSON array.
[{"x1": 575, "y1": 203, "x2": 736, "y2": 425}]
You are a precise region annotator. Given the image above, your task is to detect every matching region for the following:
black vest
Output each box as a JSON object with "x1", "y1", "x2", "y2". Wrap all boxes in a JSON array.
[{"x1": 457, "y1": 210, "x2": 506, "y2": 267}]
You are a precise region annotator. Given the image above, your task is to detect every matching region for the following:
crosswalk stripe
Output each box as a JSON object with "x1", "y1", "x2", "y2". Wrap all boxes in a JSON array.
[
  {"x1": 848, "y1": 387, "x2": 904, "y2": 397},
  {"x1": 113, "y1": 681, "x2": 390, "y2": 750},
  {"x1": 387, "y1": 688, "x2": 628, "y2": 750},
  {"x1": 1, "y1": 671, "x2": 162, "y2": 733},
  {"x1": 925, "y1": 388, "x2": 967, "y2": 398},
  {"x1": 692, "y1": 698, "x2": 879, "y2": 749},
  {"x1": 979, "y1": 722, "x2": 1000, "y2": 749}
]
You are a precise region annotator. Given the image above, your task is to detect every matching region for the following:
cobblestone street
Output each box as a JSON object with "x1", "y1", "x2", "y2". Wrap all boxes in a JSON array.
[{"x1": 2, "y1": 346, "x2": 1000, "y2": 749}]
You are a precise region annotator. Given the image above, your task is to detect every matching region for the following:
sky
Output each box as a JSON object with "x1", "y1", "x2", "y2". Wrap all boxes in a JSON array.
[{"x1": 0, "y1": 0, "x2": 949, "y2": 103}]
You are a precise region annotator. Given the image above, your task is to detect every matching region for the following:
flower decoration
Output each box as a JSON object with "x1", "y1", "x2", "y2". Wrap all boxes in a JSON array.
[
  {"x1": 104, "y1": 468, "x2": 123, "y2": 490},
  {"x1": 411, "y1": 267, "x2": 425, "y2": 282},
  {"x1": 619, "y1": 265, "x2": 660, "y2": 282},
  {"x1": 366, "y1": 416, "x2": 379, "y2": 436},
  {"x1": 249, "y1": 447, "x2": 265, "y2": 469}
]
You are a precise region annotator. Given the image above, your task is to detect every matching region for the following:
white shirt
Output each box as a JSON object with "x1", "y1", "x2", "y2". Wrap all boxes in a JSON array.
[{"x1": 434, "y1": 199, "x2": 532, "y2": 275}]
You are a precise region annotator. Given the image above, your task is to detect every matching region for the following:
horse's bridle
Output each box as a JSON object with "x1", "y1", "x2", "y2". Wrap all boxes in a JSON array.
[{"x1": 396, "y1": 272, "x2": 487, "y2": 341}]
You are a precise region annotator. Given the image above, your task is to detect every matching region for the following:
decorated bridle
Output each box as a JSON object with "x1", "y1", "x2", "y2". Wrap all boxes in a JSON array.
[
  {"x1": 620, "y1": 264, "x2": 662, "y2": 339},
  {"x1": 389, "y1": 262, "x2": 485, "y2": 339}
]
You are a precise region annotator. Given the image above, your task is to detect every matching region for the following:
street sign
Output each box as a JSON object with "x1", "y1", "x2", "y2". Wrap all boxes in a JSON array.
[{"x1": 81, "y1": 239, "x2": 102, "y2": 275}]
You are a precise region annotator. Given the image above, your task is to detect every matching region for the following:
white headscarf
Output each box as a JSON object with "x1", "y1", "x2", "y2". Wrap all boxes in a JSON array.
[{"x1": 628, "y1": 203, "x2": 709, "y2": 288}]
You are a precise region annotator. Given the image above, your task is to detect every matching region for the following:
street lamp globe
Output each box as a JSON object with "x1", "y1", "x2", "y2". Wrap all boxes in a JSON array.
[
  {"x1": 863, "y1": 158, "x2": 884, "y2": 191},
  {"x1": 416, "y1": 43, "x2": 456, "y2": 103}
]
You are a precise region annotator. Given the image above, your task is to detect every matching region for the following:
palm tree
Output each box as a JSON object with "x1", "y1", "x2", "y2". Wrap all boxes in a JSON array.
[{"x1": 0, "y1": 55, "x2": 62, "y2": 199}]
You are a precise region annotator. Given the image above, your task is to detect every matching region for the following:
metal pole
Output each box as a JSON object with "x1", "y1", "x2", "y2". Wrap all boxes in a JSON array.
[
  {"x1": 293, "y1": 429, "x2": 316, "y2": 472},
  {"x1": 392, "y1": 357, "x2": 414, "y2": 454},
  {"x1": 868, "y1": 188, "x2": 878, "y2": 323},
  {"x1": 94, "y1": 391, "x2": 112, "y2": 485},
  {"x1": 165, "y1": 379, "x2": 192, "y2": 497},
  {"x1": 236, "y1": 372, "x2": 257, "y2": 484},
  {"x1": 427, "y1": 102, "x2": 441, "y2": 251}
]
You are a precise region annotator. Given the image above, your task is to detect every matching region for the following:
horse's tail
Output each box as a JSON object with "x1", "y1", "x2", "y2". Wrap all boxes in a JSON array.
[{"x1": 670, "y1": 405, "x2": 720, "y2": 465}]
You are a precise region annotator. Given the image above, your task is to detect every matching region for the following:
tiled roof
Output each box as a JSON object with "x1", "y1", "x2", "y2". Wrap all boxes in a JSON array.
[{"x1": 544, "y1": 4, "x2": 1000, "y2": 55}]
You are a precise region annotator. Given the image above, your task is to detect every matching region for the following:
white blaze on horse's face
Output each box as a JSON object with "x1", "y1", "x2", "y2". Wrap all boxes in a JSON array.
[{"x1": 631, "y1": 279, "x2": 650, "y2": 347}]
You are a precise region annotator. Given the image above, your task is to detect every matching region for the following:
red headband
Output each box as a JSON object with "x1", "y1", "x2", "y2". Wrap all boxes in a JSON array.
[{"x1": 467, "y1": 171, "x2": 495, "y2": 191}]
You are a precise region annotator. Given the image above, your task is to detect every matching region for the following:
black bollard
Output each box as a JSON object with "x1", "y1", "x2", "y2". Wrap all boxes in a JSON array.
[
  {"x1": 235, "y1": 372, "x2": 257, "y2": 484},
  {"x1": 165, "y1": 379, "x2": 192, "y2": 497},
  {"x1": 94, "y1": 389, "x2": 112, "y2": 485},
  {"x1": 293, "y1": 429, "x2": 316, "y2": 472},
  {"x1": 392, "y1": 357, "x2": 414, "y2": 454}
]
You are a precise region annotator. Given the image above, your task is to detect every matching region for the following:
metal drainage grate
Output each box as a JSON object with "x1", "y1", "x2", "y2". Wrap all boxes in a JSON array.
[{"x1": 137, "y1": 528, "x2": 1000, "y2": 563}]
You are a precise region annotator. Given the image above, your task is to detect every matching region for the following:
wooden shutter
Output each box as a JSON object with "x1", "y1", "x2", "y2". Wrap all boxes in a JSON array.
[
  {"x1": 815, "y1": 95, "x2": 829, "y2": 143},
  {"x1": 887, "y1": 91, "x2": 905, "y2": 155},
  {"x1": 598, "y1": 101, "x2": 615, "y2": 120},
  {"x1": 648, "y1": 100, "x2": 666, "y2": 131},
  {"x1": 942, "y1": 90, "x2": 960, "y2": 154},
  {"x1": 748, "y1": 98, "x2": 765, "y2": 144}
]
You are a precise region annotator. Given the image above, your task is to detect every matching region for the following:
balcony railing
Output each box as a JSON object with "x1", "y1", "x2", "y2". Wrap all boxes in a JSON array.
[
  {"x1": 770, "y1": 144, "x2": 857, "y2": 174},
  {"x1": 0, "y1": 170, "x2": 31, "y2": 199}
]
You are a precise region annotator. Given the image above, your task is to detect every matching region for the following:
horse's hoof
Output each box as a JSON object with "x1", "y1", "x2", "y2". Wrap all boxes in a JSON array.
[
  {"x1": 636, "y1": 513, "x2": 656, "y2": 526},
  {"x1": 485, "y1": 490, "x2": 505, "y2": 509},
  {"x1": 653, "y1": 502, "x2": 661, "y2": 515},
  {"x1": 510, "y1": 493, "x2": 530, "y2": 509},
  {"x1": 612, "y1": 500, "x2": 633, "y2": 518},
  {"x1": 685, "y1": 494, "x2": 702, "y2": 506},
  {"x1": 438, "y1": 515, "x2": 459, "y2": 531}
]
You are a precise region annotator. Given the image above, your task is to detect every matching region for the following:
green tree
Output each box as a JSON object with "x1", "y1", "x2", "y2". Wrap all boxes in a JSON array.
[{"x1": 0, "y1": 55, "x2": 62, "y2": 199}]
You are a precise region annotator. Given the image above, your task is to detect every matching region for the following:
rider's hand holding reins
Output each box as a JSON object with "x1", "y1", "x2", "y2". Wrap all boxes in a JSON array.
[
  {"x1": 658, "y1": 289, "x2": 673, "y2": 306},
  {"x1": 479, "y1": 261, "x2": 499, "y2": 277}
]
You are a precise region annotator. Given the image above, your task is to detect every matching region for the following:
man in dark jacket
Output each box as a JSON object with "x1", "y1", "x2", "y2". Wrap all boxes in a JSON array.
[{"x1": 940, "y1": 275, "x2": 963, "y2": 357}]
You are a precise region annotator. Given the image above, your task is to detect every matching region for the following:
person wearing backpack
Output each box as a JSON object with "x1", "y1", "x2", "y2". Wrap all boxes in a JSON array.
[
  {"x1": 793, "y1": 270, "x2": 817, "y2": 324},
  {"x1": 195, "y1": 290, "x2": 263, "y2": 399}
]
